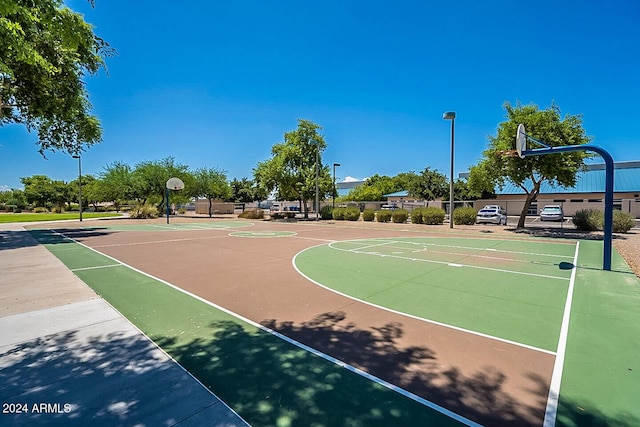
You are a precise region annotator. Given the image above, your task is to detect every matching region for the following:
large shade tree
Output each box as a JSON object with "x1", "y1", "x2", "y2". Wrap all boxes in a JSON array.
[
  {"x1": 193, "y1": 167, "x2": 232, "y2": 218},
  {"x1": 133, "y1": 157, "x2": 193, "y2": 212},
  {"x1": 468, "y1": 102, "x2": 592, "y2": 228},
  {"x1": 254, "y1": 119, "x2": 332, "y2": 218},
  {"x1": 0, "y1": 0, "x2": 113, "y2": 155}
]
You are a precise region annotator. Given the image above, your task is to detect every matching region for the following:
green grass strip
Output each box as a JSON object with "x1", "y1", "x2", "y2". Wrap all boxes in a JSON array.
[
  {"x1": 30, "y1": 229, "x2": 464, "y2": 427},
  {"x1": 0, "y1": 212, "x2": 121, "y2": 223}
]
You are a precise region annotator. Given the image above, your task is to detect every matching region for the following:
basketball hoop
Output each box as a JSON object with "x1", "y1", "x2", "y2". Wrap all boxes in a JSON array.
[
  {"x1": 166, "y1": 177, "x2": 185, "y2": 190},
  {"x1": 516, "y1": 123, "x2": 527, "y2": 158}
]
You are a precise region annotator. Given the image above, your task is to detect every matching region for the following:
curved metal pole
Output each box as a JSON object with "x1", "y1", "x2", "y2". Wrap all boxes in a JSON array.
[{"x1": 522, "y1": 145, "x2": 614, "y2": 270}]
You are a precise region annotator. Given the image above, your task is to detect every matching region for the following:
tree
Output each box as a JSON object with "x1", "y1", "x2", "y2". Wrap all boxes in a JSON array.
[
  {"x1": 193, "y1": 167, "x2": 231, "y2": 217},
  {"x1": 468, "y1": 102, "x2": 592, "y2": 228},
  {"x1": 230, "y1": 177, "x2": 267, "y2": 203},
  {"x1": 133, "y1": 157, "x2": 192, "y2": 212},
  {"x1": 254, "y1": 119, "x2": 332, "y2": 218},
  {"x1": 20, "y1": 175, "x2": 54, "y2": 207},
  {"x1": 406, "y1": 167, "x2": 448, "y2": 201},
  {"x1": 0, "y1": 0, "x2": 113, "y2": 155},
  {"x1": 345, "y1": 174, "x2": 399, "y2": 201},
  {"x1": 97, "y1": 162, "x2": 136, "y2": 211}
]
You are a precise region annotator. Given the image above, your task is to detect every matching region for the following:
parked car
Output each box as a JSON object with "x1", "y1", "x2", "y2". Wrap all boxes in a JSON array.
[
  {"x1": 476, "y1": 206, "x2": 507, "y2": 225},
  {"x1": 540, "y1": 205, "x2": 564, "y2": 221},
  {"x1": 381, "y1": 203, "x2": 398, "y2": 210}
]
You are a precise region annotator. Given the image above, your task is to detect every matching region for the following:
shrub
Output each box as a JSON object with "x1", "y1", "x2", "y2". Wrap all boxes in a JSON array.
[
  {"x1": 345, "y1": 207, "x2": 361, "y2": 221},
  {"x1": 271, "y1": 212, "x2": 285, "y2": 220},
  {"x1": 332, "y1": 207, "x2": 346, "y2": 220},
  {"x1": 453, "y1": 206, "x2": 477, "y2": 225},
  {"x1": 392, "y1": 209, "x2": 409, "y2": 223},
  {"x1": 51, "y1": 206, "x2": 64, "y2": 213},
  {"x1": 422, "y1": 207, "x2": 446, "y2": 225},
  {"x1": 238, "y1": 209, "x2": 264, "y2": 219},
  {"x1": 376, "y1": 210, "x2": 392, "y2": 222},
  {"x1": 130, "y1": 204, "x2": 159, "y2": 219},
  {"x1": 411, "y1": 208, "x2": 425, "y2": 224},
  {"x1": 178, "y1": 208, "x2": 186, "y2": 214},
  {"x1": 613, "y1": 210, "x2": 636, "y2": 233},
  {"x1": 320, "y1": 205, "x2": 334, "y2": 220},
  {"x1": 33, "y1": 207, "x2": 48, "y2": 213},
  {"x1": 572, "y1": 209, "x2": 603, "y2": 231},
  {"x1": 362, "y1": 208, "x2": 376, "y2": 221},
  {"x1": 13, "y1": 208, "x2": 22, "y2": 213}
]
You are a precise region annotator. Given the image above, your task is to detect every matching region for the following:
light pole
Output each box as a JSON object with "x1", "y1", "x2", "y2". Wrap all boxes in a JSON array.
[
  {"x1": 310, "y1": 139, "x2": 320, "y2": 221},
  {"x1": 443, "y1": 111, "x2": 456, "y2": 229},
  {"x1": 332, "y1": 163, "x2": 340, "y2": 209},
  {"x1": 72, "y1": 154, "x2": 82, "y2": 222}
]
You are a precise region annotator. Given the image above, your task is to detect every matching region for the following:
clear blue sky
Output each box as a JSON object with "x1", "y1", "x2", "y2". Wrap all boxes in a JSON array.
[{"x1": 2, "y1": 0, "x2": 639, "y2": 191}]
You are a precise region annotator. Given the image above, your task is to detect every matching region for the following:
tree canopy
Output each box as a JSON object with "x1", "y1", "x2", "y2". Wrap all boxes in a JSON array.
[
  {"x1": 254, "y1": 119, "x2": 332, "y2": 217},
  {"x1": 0, "y1": 0, "x2": 113, "y2": 155},
  {"x1": 468, "y1": 102, "x2": 592, "y2": 227},
  {"x1": 193, "y1": 167, "x2": 232, "y2": 217}
]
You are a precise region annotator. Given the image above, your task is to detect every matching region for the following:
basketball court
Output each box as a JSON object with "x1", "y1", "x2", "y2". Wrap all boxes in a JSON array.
[{"x1": 22, "y1": 218, "x2": 640, "y2": 426}]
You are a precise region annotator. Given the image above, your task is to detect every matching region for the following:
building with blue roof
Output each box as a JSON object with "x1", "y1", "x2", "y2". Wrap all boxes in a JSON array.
[{"x1": 479, "y1": 161, "x2": 640, "y2": 217}]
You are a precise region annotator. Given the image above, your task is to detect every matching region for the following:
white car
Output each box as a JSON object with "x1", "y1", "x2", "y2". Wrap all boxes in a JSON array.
[
  {"x1": 476, "y1": 206, "x2": 507, "y2": 225},
  {"x1": 540, "y1": 205, "x2": 564, "y2": 221}
]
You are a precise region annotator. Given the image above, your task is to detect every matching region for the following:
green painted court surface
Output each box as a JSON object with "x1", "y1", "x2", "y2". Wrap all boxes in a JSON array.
[
  {"x1": 28, "y1": 227, "x2": 640, "y2": 426},
  {"x1": 295, "y1": 237, "x2": 576, "y2": 351}
]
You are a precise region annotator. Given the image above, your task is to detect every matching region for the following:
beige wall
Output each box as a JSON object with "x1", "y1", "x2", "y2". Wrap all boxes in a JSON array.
[
  {"x1": 474, "y1": 193, "x2": 640, "y2": 218},
  {"x1": 194, "y1": 199, "x2": 235, "y2": 215}
]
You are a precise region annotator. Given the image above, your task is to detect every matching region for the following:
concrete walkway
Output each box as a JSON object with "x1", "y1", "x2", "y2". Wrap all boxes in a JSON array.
[{"x1": 0, "y1": 223, "x2": 249, "y2": 426}]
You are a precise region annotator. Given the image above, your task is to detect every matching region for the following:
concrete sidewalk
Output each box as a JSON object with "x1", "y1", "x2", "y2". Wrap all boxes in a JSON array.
[{"x1": 0, "y1": 223, "x2": 249, "y2": 426}]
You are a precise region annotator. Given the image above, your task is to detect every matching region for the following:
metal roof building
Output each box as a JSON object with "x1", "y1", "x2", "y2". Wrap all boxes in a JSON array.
[{"x1": 496, "y1": 161, "x2": 640, "y2": 196}]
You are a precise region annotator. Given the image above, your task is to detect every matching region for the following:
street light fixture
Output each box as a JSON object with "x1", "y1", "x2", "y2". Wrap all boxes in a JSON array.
[
  {"x1": 443, "y1": 111, "x2": 456, "y2": 229},
  {"x1": 333, "y1": 163, "x2": 340, "y2": 209},
  {"x1": 72, "y1": 154, "x2": 82, "y2": 222},
  {"x1": 310, "y1": 139, "x2": 320, "y2": 221}
]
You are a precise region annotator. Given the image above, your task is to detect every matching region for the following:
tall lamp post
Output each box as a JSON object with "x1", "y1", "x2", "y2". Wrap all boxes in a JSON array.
[
  {"x1": 310, "y1": 139, "x2": 320, "y2": 221},
  {"x1": 72, "y1": 154, "x2": 82, "y2": 222},
  {"x1": 443, "y1": 111, "x2": 456, "y2": 229},
  {"x1": 332, "y1": 163, "x2": 340, "y2": 208}
]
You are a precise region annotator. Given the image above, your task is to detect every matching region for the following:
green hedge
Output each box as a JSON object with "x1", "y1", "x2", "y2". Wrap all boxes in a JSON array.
[
  {"x1": 411, "y1": 208, "x2": 425, "y2": 224},
  {"x1": 320, "y1": 205, "x2": 334, "y2": 220},
  {"x1": 376, "y1": 210, "x2": 392, "y2": 222},
  {"x1": 238, "y1": 209, "x2": 264, "y2": 219},
  {"x1": 453, "y1": 206, "x2": 477, "y2": 225},
  {"x1": 421, "y1": 207, "x2": 446, "y2": 225},
  {"x1": 572, "y1": 209, "x2": 603, "y2": 231},
  {"x1": 613, "y1": 210, "x2": 636, "y2": 233},
  {"x1": 362, "y1": 208, "x2": 376, "y2": 221},
  {"x1": 345, "y1": 207, "x2": 361, "y2": 221},
  {"x1": 573, "y1": 208, "x2": 636, "y2": 233},
  {"x1": 392, "y1": 209, "x2": 409, "y2": 223},
  {"x1": 332, "y1": 207, "x2": 345, "y2": 220}
]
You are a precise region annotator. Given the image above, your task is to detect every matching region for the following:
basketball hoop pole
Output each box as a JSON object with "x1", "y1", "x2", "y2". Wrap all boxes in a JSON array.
[{"x1": 522, "y1": 144, "x2": 614, "y2": 271}]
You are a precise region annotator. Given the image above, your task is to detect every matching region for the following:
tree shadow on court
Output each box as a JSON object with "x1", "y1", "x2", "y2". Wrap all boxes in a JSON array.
[
  {"x1": 0, "y1": 329, "x2": 228, "y2": 426},
  {"x1": 146, "y1": 310, "x2": 632, "y2": 427}
]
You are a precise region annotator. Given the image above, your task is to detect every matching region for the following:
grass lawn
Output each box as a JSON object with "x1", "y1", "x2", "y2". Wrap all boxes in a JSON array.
[{"x1": 0, "y1": 212, "x2": 122, "y2": 223}]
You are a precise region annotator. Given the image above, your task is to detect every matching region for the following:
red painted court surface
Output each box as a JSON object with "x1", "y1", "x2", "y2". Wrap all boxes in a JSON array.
[{"x1": 43, "y1": 218, "x2": 640, "y2": 426}]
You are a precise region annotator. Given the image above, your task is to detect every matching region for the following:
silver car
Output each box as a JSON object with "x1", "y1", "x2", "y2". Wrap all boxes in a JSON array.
[
  {"x1": 476, "y1": 207, "x2": 507, "y2": 225},
  {"x1": 540, "y1": 205, "x2": 564, "y2": 221}
]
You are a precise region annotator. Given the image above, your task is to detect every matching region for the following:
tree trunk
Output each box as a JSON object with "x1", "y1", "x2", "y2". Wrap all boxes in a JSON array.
[
  {"x1": 208, "y1": 198, "x2": 213, "y2": 218},
  {"x1": 517, "y1": 182, "x2": 541, "y2": 228}
]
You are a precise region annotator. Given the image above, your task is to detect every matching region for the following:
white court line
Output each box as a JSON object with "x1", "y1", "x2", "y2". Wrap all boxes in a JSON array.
[
  {"x1": 294, "y1": 244, "x2": 556, "y2": 356},
  {"x1": 329, "y1": 241, "x2": 570, "y2": 281},
  {"x1": 543, "y1": 241, "x2": 580, "y2": 426},
  {"x1": 71, "y1": 264, "x2": 122, "y2": 272},
  {"x1": 45, "y1": 229, "x2": 482, "y2": 427}
]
